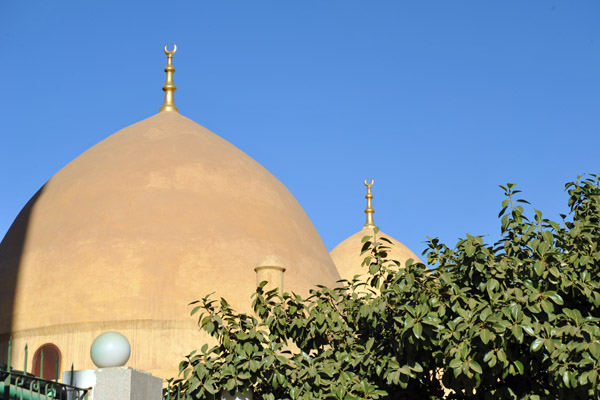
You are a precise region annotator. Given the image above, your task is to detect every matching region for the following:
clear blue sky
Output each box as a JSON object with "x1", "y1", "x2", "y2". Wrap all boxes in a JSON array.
[{"x1": 1, "y1": 1, "x2": 599, "y2": 257}]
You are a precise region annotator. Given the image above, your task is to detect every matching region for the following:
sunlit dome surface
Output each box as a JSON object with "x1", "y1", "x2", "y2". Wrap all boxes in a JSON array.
[{"x1": 0, "y1": 46, "x2": 339, "y2": 377}]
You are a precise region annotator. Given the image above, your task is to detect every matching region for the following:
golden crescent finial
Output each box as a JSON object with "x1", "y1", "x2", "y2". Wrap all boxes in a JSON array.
[
  {"x1": 363, "y1": 178, "x2": 376, "y2": 229},
  {"x1": 159, "y1": 43, "x2": 180, "y2": 113},
  {"x1": 164, "y1": 43, "x2": 177, "y2": 55}
]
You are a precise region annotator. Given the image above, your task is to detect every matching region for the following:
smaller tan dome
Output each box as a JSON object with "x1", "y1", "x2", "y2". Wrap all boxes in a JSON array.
[
  {"x1": 330, "y1": 179, "x2": 421, "y2": 282},
  {"x1": 331, "y1": 227, "x2": 421, "y2": 282}
]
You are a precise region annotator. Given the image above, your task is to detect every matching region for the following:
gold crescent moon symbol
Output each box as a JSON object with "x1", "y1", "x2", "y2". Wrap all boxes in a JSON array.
[
  {"x1": 164, "y1": 43, "x2": 177, "y2": 55},
  {"x1": 364, "y1": 178, "x2": 374, "y2": 187}
]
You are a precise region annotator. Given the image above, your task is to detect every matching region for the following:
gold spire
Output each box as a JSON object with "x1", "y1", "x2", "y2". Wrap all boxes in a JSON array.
[
  {"x1": 159, "y1": 43, "x2": 179, "y2": 113},
  {"x1": 364, "y1": 178, "x2": 376, "y2": 229}
]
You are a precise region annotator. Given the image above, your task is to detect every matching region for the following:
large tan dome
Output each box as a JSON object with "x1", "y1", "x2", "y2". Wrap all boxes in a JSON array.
[{"x1": 0, "y1": 111, "x2": 340, "y2": 377}]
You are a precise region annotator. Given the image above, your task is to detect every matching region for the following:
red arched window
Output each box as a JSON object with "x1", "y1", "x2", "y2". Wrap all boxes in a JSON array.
[{"x1": 32, "y1": 343, "x2": 61, "y2": 380}]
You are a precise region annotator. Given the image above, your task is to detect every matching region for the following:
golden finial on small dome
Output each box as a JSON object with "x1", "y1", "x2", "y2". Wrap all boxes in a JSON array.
[
  {"x1": 159, "y1": 43, "x2": 179, "y2": 113},
  {"x1": 364, "y1": 178, "x2": 376, "y2": 229}
]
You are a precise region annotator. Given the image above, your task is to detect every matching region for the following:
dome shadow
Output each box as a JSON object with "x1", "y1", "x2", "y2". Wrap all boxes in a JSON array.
[{"x1": 0, "y1": 185, "x2": 45, "y2": 363}]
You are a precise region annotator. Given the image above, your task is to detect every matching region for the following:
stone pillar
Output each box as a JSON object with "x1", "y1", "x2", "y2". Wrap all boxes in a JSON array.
[
  {"x1": 62, "y1": 367, "x2": 162, "y2": 400},
  {"x1": 254, "y1": 255, "x2": 286, "y2": 293}
]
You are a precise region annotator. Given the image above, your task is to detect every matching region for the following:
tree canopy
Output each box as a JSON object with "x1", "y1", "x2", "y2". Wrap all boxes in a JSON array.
[{"x1": 167, "y1": 174, "x2": 600, "y2": 400}]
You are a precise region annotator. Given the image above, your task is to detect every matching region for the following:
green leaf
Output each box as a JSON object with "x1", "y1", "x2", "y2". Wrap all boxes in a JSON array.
[
  {"x1": 483, "y1": 350, "x2": 494, "y2": 363},
  {"x1": 531, "y1": 338, "x2": 544, "y2": 352},
  {"x1": 369, "y1": 263, "x2": 380, "y2": 274},
  {"x1": 203, "y1": 380, "x2": 218, "y2": 394},
  {"x1": 533, "y1": 261, "x2": 545, "y2": 276},
  {"x1": 480, "y1": 329, "x2": 493, "y2": 344},
  {"x1": 360, "y1": 241, "x2": 371, "y2": 255},
  {"x1": 522, "y1": 324, "x2": 534, "y2": 336},
  {"x1": 411, "y1": 362, "x2": 424, "y2": 373},
  {"x1": 579, "y1": 372, "x2": 588, "y2": 386},
  {"x1": 546, "y1": 291, "x2": 564, "y2": 305},
  {"x1": 470, "y1": 361, "x2": 483, "y2": 374},
  {"x1": 453, "y1": 366, "x2": 462, "y2": 378},
  {"x1": 413, "y1": 322, "x2": 423, "y2": 339},
  {"x1": 541, "y1": 299, "x2": 554, "y2": 314},
  {"x1": 497, "y1": 349, "x2": 507, "y2": 363},
  {"x1": 190, "y1": 305, "x2": 202, "y2": 316},
  {"x1": 237, "y1": 372, "x2": 251, "y2": 380},
  {"x1": 334, "y1": 385, "x2": 345, "y2": 399},
  {"x1": 290, "y1": 387, "x2": 299, "y2": 400},
  {"x1": 243, "y1": 342, "x2": 253, "y2": 355},
  {"x1": 589, "y1": 341, "x2": 600, "y2": 359},
  {"x1": 486, "y1": 279, "x2": 499, "y2": 295},
  {"x1": 509, "y1": 303, "x2": 520, "y2": 320},
  {"x1": 462, "y1": 362, "x2": 473, "y2": 378},
  {"x1": 205, "y1": 322, "x2": 215, "y2": 333},
  {"x1": 498, "y1": 206, "x2": 508, "y2": 217},
  {"x1": 512, "y1": 325, "x2": 524, "y2": 343},
  {"x1": 316, "y1": 313, "x2": 325, "y2": 325},
  {"x1": 513, "y1": 360, "x2": 524, "y2": 375},
  {"x1": 589, "y1": 370, "x2": 598, "y2": 385}
]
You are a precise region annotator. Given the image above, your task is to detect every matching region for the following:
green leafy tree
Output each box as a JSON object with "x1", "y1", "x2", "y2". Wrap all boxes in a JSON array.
[{"x1": 166, "y1": 174, "x2": 600, "y2": 400}]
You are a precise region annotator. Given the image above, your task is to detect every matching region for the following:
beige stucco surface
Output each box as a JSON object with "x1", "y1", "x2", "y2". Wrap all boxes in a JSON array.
[
  {"x1": 330, "y1": 227, "x2": 422, "y2": 282},
  {"x1": 0, "y1": 112, "x2": 340, "y2": 378}
]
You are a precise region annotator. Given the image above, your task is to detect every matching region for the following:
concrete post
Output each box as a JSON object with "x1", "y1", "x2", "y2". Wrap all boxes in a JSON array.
[{"x1": 62, "y1": 367, "x2": 162, "y2": 400}]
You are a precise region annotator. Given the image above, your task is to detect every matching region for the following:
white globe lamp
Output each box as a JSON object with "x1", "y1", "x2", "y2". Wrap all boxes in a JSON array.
[{"x1": 90, "y1": 331, "x2": 131, "y2": 368}]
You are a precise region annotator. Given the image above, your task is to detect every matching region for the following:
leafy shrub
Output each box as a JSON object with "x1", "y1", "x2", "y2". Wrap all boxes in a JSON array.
[{"x1": 167, "y1": 174, "x2": 600, "y2": 400}]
